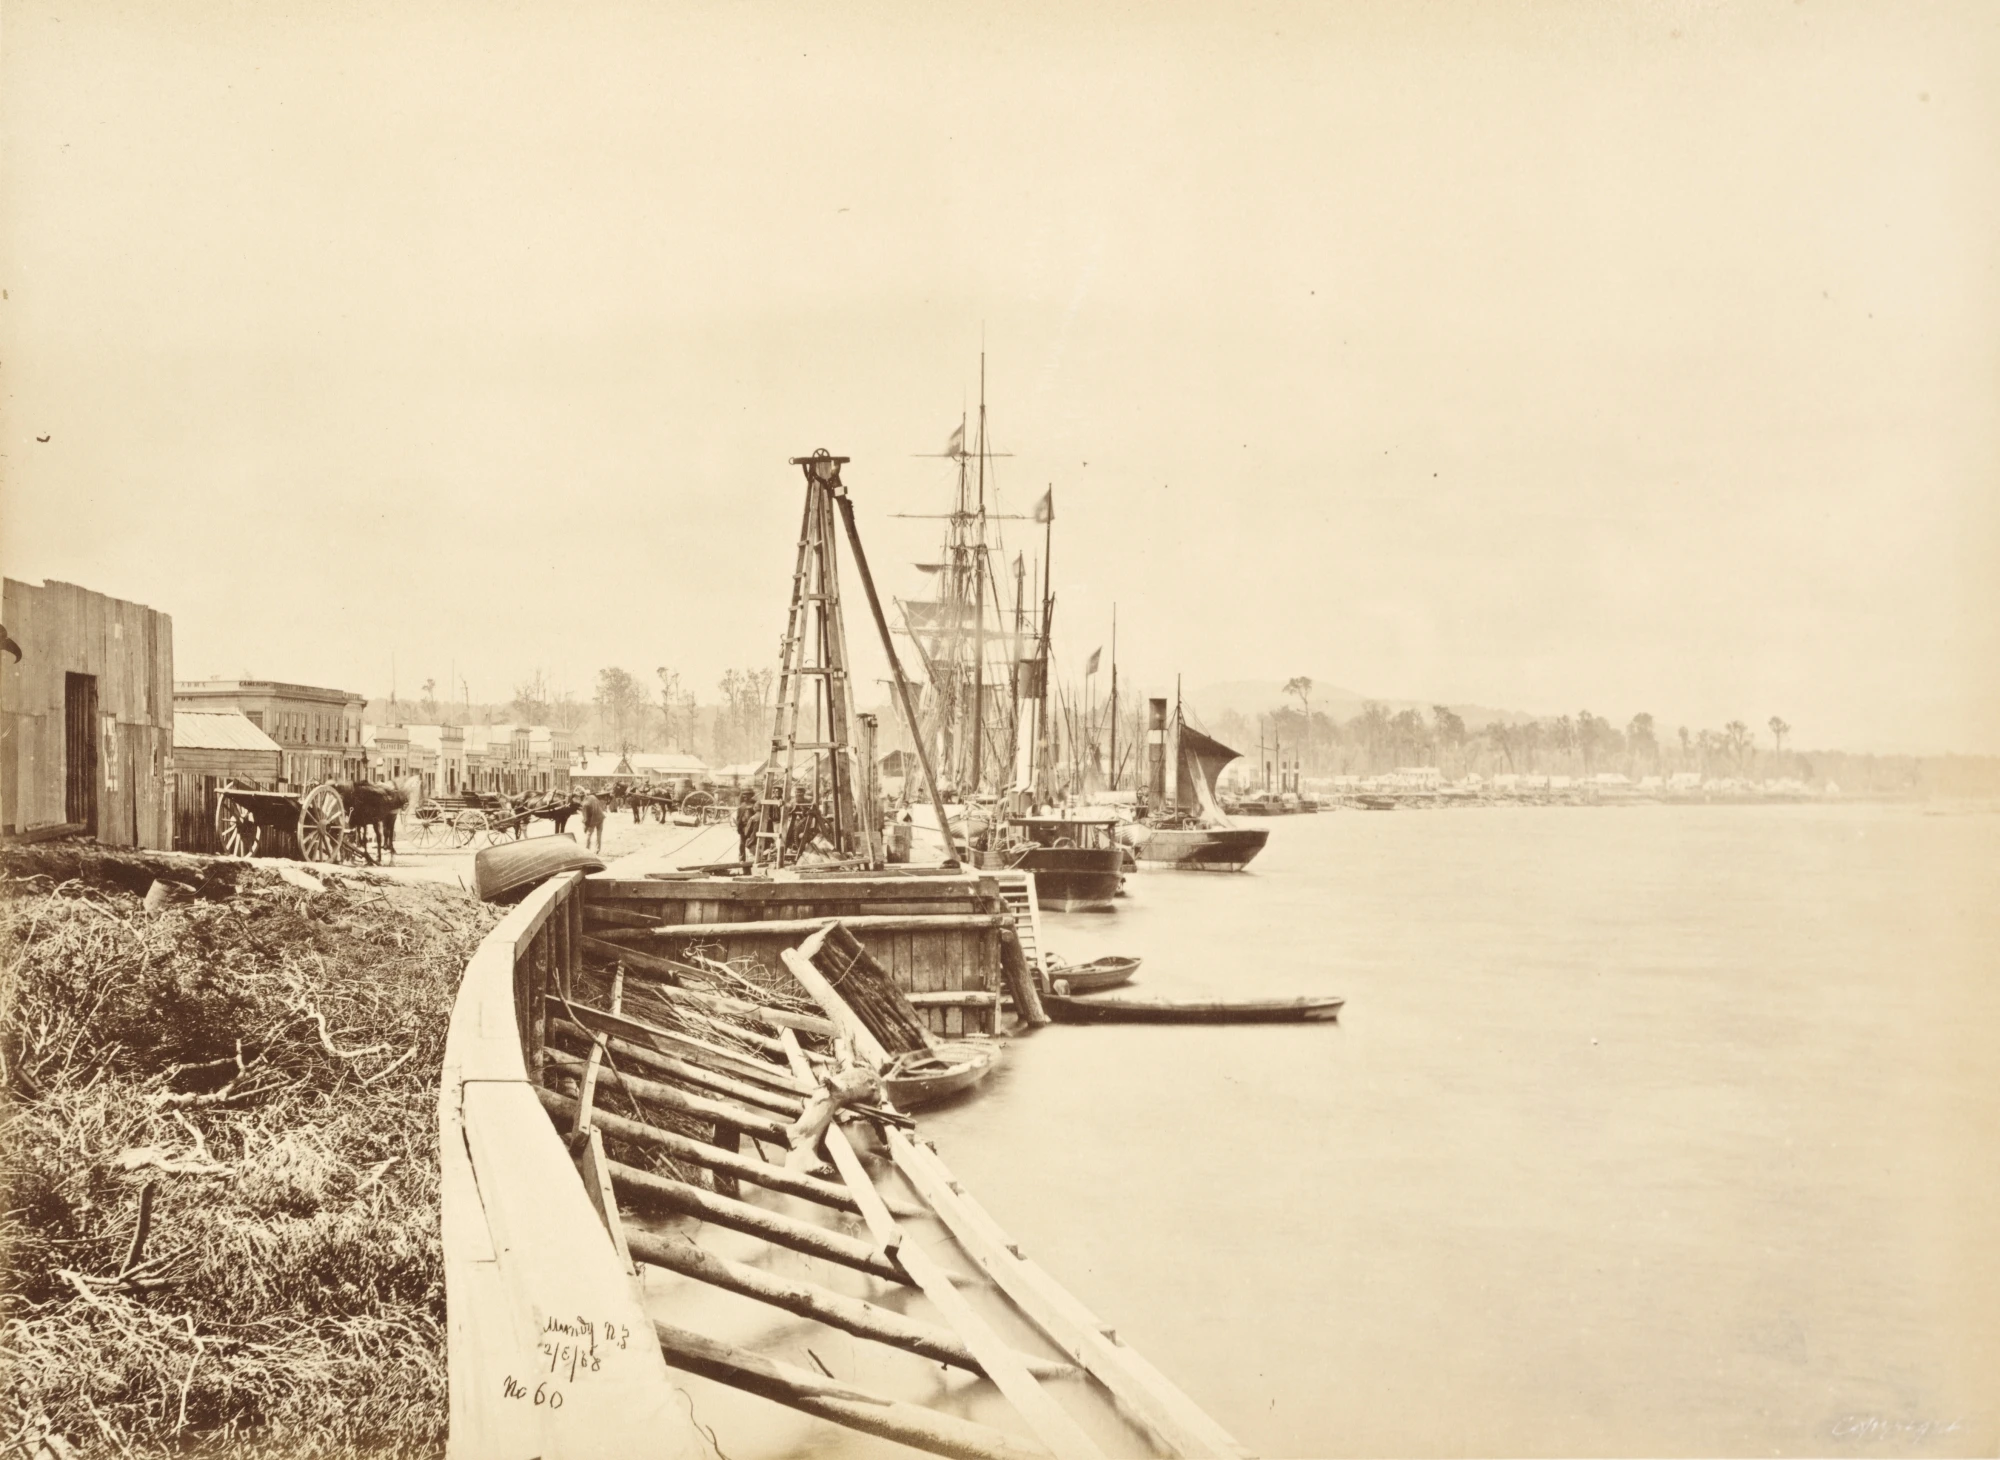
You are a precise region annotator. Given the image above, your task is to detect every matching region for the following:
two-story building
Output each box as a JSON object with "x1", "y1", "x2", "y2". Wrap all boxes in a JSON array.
[
  {"x1": 173, "y1": 679, "x2": 366, "y2": 788},
  {"x1": 406, "y1": 724, "x2": 467, "y2": 797}
]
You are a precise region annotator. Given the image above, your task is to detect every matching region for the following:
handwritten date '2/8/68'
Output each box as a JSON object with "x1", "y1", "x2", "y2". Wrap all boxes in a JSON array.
[{"x1": 500, "y1": 1314, "x2": 633, "y2": 1405}]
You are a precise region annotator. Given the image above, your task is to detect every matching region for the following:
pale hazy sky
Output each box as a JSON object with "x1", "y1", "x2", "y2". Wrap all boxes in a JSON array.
[{"x1": 3, "y1": 1, "x2": 1995, "y2": 752}]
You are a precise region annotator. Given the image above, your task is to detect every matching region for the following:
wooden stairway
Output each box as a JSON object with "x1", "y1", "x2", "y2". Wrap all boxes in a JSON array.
[{"x1": 989, "y1": 869, "x2": 1047, "y2": 986}]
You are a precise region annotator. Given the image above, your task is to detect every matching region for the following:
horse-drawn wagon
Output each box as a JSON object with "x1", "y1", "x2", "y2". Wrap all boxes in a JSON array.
[
  {"x1": 212, "y1": 781, "x2": 399, "y2": 864},
  {"x1": 405, "y1": 792, "x2": 572, "y2": 849}
]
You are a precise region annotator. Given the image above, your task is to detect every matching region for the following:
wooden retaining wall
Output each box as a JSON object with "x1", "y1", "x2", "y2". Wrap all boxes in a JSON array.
[
  {"x1": 584, "y1": 875, "x2": 1005, "y2": 1037},
  {"x1": 439, "y1": 870, "x2": 701, "y2": 1460}
]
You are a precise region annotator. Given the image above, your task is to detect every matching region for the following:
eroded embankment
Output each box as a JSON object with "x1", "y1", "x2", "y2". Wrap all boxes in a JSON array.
[{"x1": 1, "y1": 843, "x2": 497, "y2": 1458}]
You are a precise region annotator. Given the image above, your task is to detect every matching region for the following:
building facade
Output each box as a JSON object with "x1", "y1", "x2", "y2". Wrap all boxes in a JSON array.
[
  {"x1": 174, "y1": 679, "x2": 367, "y2": 787},
  {"x1": 1, "y1": 578, "x2": 175, "y2": 848}
]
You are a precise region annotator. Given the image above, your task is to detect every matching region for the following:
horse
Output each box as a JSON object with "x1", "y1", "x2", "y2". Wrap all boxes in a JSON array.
[{"x1": 337, "y1": 781, "x2": 408, "y2": 864}]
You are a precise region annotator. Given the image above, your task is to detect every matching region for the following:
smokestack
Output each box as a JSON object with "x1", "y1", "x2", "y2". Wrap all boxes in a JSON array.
[{"x1": 1147, "y1": 698, "x2": 1168, "y2": 811}]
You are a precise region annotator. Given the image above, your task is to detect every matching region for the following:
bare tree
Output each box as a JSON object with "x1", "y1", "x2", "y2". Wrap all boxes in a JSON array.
[
  {"x1": 1769, "y1": 716, "x2": 1790, "y2": 754},
  {"x1": 1283, "y1": 676, "x2": 1313, "y2": 773},
  {"x1": 657, "y1": 666, "x2": 682, "y2": 750}
]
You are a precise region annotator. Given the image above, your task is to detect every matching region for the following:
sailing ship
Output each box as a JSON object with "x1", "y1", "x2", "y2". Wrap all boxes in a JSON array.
[
  {"x1": 895, "y1": 361, "x2": 1122, "y2": 912},
  {"x1": 1127, "y1": 695, "x2": 1271, "y2": 872}
]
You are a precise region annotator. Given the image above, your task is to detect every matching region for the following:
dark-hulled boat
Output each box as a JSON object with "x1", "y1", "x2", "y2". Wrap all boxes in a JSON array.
[
  {"x1": 1130, "y1": 708, "x2": 1271, "y2": 872},
  {"x1": 1043, "y1": 990, "x2": 1344, "y2": 1024},
  {"x1": 1001, "y1": 811, "x2": 1124, "y2": 912}
]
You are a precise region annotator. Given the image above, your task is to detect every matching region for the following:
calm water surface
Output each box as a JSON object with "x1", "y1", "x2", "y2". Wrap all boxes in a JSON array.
[{"x1": 922, "y1": 803, "x2": 2000, "y2": 1457}]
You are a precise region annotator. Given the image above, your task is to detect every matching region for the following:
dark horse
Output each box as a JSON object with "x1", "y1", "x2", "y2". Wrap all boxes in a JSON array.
[{"x1": 336, "y1": 781, "x2": 408, "y2": 864}]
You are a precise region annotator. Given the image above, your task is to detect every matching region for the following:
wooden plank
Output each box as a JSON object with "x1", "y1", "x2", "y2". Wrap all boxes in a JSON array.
[
  {"x1": 544, "y1": 1049, "x2": 794, "y2": 1143},
  {"x1": 905, "y1": 991, "x2": 1003, "y2": 1008},
  {"x1": 651, "y1": 1318, "x2": 1051, "y2": 1460},
  {"x1": 779, "y1": 946, "x2": 890, "y2": 1069},
  {"x1": 645, "y1": 914, "x2": 1005, "y2": 940},
  {"x1": 574, "y1": 1127, "x2": 636, "y2": 1274},
  {"x1": 777, "y1": 1032, "x2": 1100, "y2": 1460},
  {"x1": 590, "y1": 875, "x2": 989, "y2": 904},
  {"x1": 548, "y1": 998, "x2": 809, "y2": 1094},
  {"x1": 550, "y1": 1019, "x2": 805, "y2": 1116},
  {"x1": 537, "y1": 1088, "x2": 861, "y2": 1214},
  {"x1": 624, "y1": 1228, "x2": 1071, "y2": 1380},
  {"x1": 887, "y1": 1130, "x2": 1249, "y2": 1460},
  {"x1": 602, "y1": 1159, "x2": 905, "y2": 1286}
]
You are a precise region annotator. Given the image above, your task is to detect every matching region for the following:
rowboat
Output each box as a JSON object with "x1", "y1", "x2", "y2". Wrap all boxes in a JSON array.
[
  {"x1": 1044, "y1": 954, "x2": 1139, "y2": 996},
  {"x1": 1042, "y1": 991, "x2": 1344, "y2": 1024},
  {"x1": 470, "y1": 833, "x2": 605, "y2": 903},
  {"x1": 882, "y1": 1039, "x2": 1001, "y2": 1109}
]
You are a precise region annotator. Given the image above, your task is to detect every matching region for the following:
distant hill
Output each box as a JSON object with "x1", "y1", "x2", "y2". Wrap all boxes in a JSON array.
[{"x1": 1186, "y1": 679, "x2": 1538, "y2": 731}]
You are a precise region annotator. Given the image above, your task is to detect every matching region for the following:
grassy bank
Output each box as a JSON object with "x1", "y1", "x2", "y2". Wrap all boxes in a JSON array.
[{"x1": 1, "y1": 844, "x2": 497, "y2": 1458}]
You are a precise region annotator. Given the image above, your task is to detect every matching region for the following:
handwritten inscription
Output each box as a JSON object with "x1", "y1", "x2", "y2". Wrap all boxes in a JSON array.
[
  {"x1": 499, "y1": 1315, "x2": 634, "y2": 1409},
  {"x1": 1831, "y1": 1416, "x2": 1964, "y2": 1442}
]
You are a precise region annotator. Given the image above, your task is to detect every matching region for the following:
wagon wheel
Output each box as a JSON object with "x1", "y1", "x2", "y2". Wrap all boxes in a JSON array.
[
  {"x1": 214, "y1": 784, "x2": 260, "y2": 857},
  {"x1": 297, "y1": 783, "x2": 350, "y2": 864},
  {"x1": 451, "y1": 808, "x2": 489, "y2": 848}
]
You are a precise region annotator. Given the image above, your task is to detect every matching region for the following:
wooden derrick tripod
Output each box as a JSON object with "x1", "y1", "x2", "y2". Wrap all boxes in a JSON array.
[{"x1": 752, "y1": 452, "x2": 875, "y2": 869}]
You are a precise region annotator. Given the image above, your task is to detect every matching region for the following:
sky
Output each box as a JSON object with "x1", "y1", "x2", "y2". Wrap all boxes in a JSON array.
[{"x1": 2, "y1": 0, "x2": 1995, "y2": 753}]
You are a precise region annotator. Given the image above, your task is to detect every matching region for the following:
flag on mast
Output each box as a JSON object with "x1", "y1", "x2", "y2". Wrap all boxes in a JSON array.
[
  {"x1": 1033, "y1": 488, "x2": 1053, "y2": 523},
  {"x1": 945, "y1": 423, "x2": 964, "y2": 456},
  {"x1": 1084, "y1": 647, "x2": 1101, "y2": 675}
]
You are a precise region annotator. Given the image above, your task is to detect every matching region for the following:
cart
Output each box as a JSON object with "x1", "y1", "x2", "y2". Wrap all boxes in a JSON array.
[
  {"x1": 213, "y1": 782, "x2": 363, "y2": 864},
  {"x1": 404, "y1": 793, "x2": 562, "y2": 849}
]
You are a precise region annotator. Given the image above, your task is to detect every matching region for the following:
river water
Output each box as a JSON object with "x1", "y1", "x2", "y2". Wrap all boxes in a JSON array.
[{"x1": 920, "y1": 802, "x2": 2000, "y2": 1457}]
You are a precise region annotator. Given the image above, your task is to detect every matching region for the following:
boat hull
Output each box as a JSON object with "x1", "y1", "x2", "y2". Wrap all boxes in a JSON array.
[
  {"x1": 1043, "y1": 992, "x2": 1344, "y2": 1024},
  {"x1": 884, "y1": 1040, "x2": 1000, "y2": 1110},
  {"x1": 1131, "y1": 825, "x2": 1270, "y2": 872},
  {"x1": 1044, "y1": 956, "x2": 1139, "y2": 996},
  {"x1": 1014, "y1": 844, "x2": 1123, "y2": 912}
]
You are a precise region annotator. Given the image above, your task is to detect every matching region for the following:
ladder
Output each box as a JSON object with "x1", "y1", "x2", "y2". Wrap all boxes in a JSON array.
[
  {"x1": 753, "y1": 452, "x2": 874, "y2": 869},
  {"x1": 990, "y1": 869, "x2": 1047, "y2": 983}
]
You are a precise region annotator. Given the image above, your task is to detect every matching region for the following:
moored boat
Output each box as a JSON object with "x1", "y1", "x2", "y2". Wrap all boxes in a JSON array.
[
  {"x1": 1131, "y1": 702, "x2": 1270, "y2": 872},
  {"x1": 1042, "y1": 990, "x2": 1345, "y2": 1024},
  {"x1": 1043, "y1": 953, "x2": 1139, "y2": 995},
  {"x1": 999, "y1": 810, "x2": 1124, "y2": 911},
  {"x1": 883, "y1": 1038, "x2": 1001, "y2": 1109}
]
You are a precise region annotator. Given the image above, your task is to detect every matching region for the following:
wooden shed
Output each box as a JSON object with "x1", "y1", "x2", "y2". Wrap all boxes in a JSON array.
[
  {"x1": 0, "y1": 578, "x2": 174, "y2": 848},
  {"x1": 171, "y1": 710, "x2": 283, "y2": 851}
]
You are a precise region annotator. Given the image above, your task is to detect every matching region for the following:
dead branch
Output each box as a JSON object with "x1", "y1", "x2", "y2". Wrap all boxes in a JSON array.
[{"x1": 298, "y1": 1004, "x2": 388, "y2": 1061}]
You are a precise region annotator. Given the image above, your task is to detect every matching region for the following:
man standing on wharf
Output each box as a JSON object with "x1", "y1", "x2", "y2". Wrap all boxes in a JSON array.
[{"x1": 580, "y1": 791, "x2": 605, "y2": 852}]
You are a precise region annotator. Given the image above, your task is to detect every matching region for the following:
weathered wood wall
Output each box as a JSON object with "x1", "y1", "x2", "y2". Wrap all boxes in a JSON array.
[
  {"x1": 0, "y1": 579, "x2": 174, "y2": 848},
  {"x1": 583, "y1": 875, "x2": 1004, "y2": 1037}
]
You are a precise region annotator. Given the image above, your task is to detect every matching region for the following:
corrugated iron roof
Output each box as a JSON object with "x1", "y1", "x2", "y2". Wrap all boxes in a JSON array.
[{"x1": 174, "y1": 710, "x2": 282, "y2": 754}]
